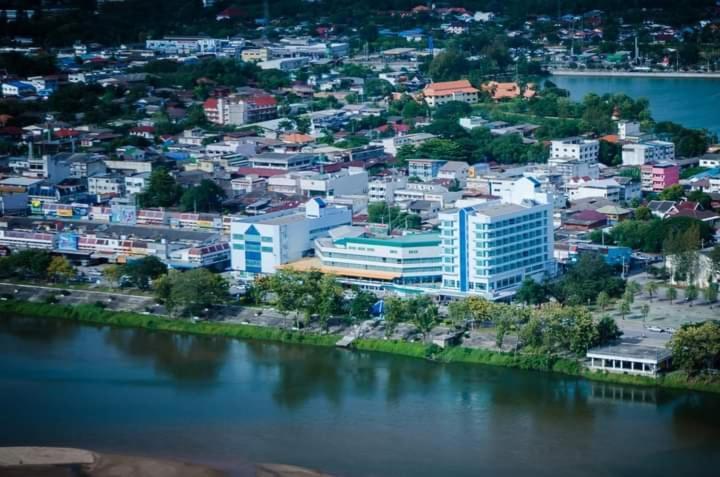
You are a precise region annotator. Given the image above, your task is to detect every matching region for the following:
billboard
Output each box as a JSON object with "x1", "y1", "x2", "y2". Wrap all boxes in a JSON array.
[
  {"x1": 111, "y1": 205, "x2": 137, "y2": 225},
  {"x1": 56, "y1": 233, "x2": 79, "y2": 251}
]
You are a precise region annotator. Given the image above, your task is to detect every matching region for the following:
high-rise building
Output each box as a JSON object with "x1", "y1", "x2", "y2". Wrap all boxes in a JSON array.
[{"x1": 438, "y1": 199, "x2": 555, "y2": 299}]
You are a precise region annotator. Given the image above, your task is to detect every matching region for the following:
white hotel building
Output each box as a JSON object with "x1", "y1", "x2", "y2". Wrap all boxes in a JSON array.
[{"x1": 438, "y1": 199, "x2": 554, "y2": 298}]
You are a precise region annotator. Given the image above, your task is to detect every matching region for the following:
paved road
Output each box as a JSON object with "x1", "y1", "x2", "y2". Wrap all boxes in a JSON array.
[{"x1": 0, "y1": 282, "x2": 157, "y2": 313}]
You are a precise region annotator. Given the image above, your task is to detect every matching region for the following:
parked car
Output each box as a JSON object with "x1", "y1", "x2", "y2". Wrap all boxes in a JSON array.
[{"x1": 646, "y1": 326, "x2": 664, "y2": 333}]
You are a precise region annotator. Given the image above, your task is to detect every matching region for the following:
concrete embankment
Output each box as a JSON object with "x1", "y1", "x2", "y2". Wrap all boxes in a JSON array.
[{"x1": 548, "y1": 69, "x2": 720, "y2": 79}]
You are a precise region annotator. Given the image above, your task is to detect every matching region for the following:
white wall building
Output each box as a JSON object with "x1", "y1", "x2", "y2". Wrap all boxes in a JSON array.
[
  {"x1": 622, "y1": 141, "x2": 675, "y2": 166},
  {"x1": 230, "y1": 198, "x2": 352, "y2": 276},
  {"x1": 369, "y1": 175, "x2": 408, "y2": 202},
  {"x1": 617, "y1": 121, "x2": 642, "y2": 141},
  {"x1": 547, "y1": 156, "x2": 600, "y2": 181},
  {"x1": 394, "y1": 183, "x2": 462, "y2": 208},
  {"x1": 439, "y1": 198, "x2": 554, "y2": 299},
  {"x1": 315, "y1": 231, "x2": 442, "y2": 288},
  {"x1": 248, "y1": 153, "x2": 316, "y2": 171},
  {"x1": 124, "y1": 173, "x2": 150, "y2": 195},
  {"x1": 88, "y1": 174, "x2": 125, "y2": 196},
  {"x1": 205, "y1": 141, "x2": 255, "y2": 158},
  {"x1": 381, "y1": 133, "x2": 437, "y2": 156},
  {"x1": 550, "y1": 137, "x2": 600, "y2": 162},
  {"x1": 437, "y1": 161, "x2": 471, "y2": 186}
]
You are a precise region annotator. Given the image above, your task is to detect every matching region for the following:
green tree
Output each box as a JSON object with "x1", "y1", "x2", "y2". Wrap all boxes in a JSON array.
[
  {"x1": 154, "y1": 268, "x2": 228, "y2": 317},
  {"x1": 384, "y1": 296, "x2": 406, "y2": 337},
  {"x1": 666, "y1": 286, "x2": 678, "y2": 304},
  {"x1": 0, "y1": 249, "x2": 52, "y2": 280},
  {"x1": 687, "y1": 190, "x2": 712, "y2": 210},
  {"x1": 518, "y1": 316, "x2": 544, "y2": 349},
  {"x1": 515, "y1": 278, "x2": 549, "y2": 305},
  {"x1": 401, "y1": 100, "x2": 425, "y2": 123},
  {"x1": 409, "y1": 296, "x2": 438, "y2": 341},
  {"x1": 658, "y1": 184, "x2": 685, "y2": 202},
  {"x1": 623, "y1": 288, "x2": 635, "y2": 305},
  {"x1": 447, "y1": 299, "x2": 472, "y2": 329},
  {"x1": 596, "y1": 291, "x2": 611, "y2": 311},
  {"x1": 640, "y1": 303, "x2": 650, "y2": 325},
  {"x1": 315, "y1": 274, "x2": 344, "y2": 331},
  {"x1": 46, "y1": 256, "x2": 75, "y2": 283},
  {"x1": 645, "y1": 282, "x2": 659, "y2": 300},
  {"x1": 704, "y1": 283, "x2": 718, "y2": 304},
  {"x1": 364, "y1": 78, "x2": 393, "y2": 98},
  {"x1": 180, "y1": 179, "x2": 226, "y2": 213},
  {"x1": 416, "y1": 138, "x2": 467, "y2": 161},
  {"x1": 349, "y1": 290, "x2": 376, "y2": 322},
  {"x1": 103, "y1": 264, "x2": 123, "y2": 287},
  {"x1": 618, "y1": 299, "x2": 631, "y2": 320},
  {"x1": 635, "y1": 206, "x2": 652, "y2": 221},
  {"x1": 685, "y1": 284, "x2": 699, "y2": 302},
  {"x1": 554, "y1": 254, "x2": 625, "y2": 304},
  {"x1": 137, "y1": 168, "x2": 182, "y2": 208},
  {"x1": 428, "y1": 49, "x2": 469, "y2": 82},
  {"x1": 122, "y1": 256, "x2": 167, "y2": 289},
  {"x1": 670, "y1": 321, "x2": 720, "y2": 376},
  {"x1": 596, "y1": 316, "x2": 623, "y2": 345}
]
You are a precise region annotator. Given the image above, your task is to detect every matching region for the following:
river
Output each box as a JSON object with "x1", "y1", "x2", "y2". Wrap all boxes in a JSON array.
[
  {"x1": 1, "y1": 316, "x2": 720, "y2": 477},
  {"x1": 551, "y1": 75, "x2": 720, "y2": 136}
]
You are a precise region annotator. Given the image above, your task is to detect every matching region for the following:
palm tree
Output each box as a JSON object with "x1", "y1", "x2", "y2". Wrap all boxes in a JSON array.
[
  {"x1": 618, "y1": 299, "x2": 631, "y2": 320},
  {"x1": 645, "y1": 282, "x2": 658, "y2": 300},
  {"x1": 596, "y1": 291, "x2": 610, "y2": 311},
  {"x1": 666, "y1": 286, "x2": 678, "y2": 304},
  {"x1": 627, "y1": 281, "x2": 641, "y2": 296},
  {"x1": 623, "y1": 288, "x2": 635, "y2": 305},
  {"x1": 704, "y1": 283, "x2": 718, "y2": 304},
  {"x1": 640, "y1": 304, "x2": 650, "y2": 325}
]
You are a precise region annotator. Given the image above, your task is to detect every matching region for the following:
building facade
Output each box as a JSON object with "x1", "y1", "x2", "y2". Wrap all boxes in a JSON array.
[
  {"x1": 640, "y1": 162, "x2": 680, "y2": 192},
  {"x1": 423, "y1": 80, "x2": 480, "y2": 107},
  {"x1": 438, "y1": 199, "x2": 555, "y2": 299},
  {"x1": 230, "y1": 198, "x2": 352, "y2": 277},
  {"x1": 315, "y1": 232, "x2": 442, "y2": 287}
]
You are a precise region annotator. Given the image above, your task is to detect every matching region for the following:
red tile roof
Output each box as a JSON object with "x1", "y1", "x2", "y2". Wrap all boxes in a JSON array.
[
  {"x1": 235, "y1": 167, "x2": 287, "y2": 178},
  {"x1": 424, "y1": 80, "x2": 479, "y2": 97},
  {"x1": 248, "y1": 95, "x2": 277, "y2": 107}
]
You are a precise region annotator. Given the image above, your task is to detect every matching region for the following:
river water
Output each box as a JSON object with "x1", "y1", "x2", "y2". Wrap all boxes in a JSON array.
[
  {"x1": 1, "y1": 316, "x2": 720, "y2": 477},
  {"x1": 551, "y1": 75, "x2": 720, "y2": 136}
]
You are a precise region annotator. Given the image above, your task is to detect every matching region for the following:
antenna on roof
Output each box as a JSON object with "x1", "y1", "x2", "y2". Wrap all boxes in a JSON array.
[{"x1": 262, "y1": 0, "x2": 270, "y2": 40}]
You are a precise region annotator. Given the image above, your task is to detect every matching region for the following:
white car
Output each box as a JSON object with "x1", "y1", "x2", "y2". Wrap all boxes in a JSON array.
[{"x1": 646, "y1": 326, "x2": 664, "y2": 333}]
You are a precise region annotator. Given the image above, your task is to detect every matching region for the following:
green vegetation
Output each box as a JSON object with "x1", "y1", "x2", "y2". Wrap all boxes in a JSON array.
[
  {"x1": 0, "y1": 249, "x2": 58, "y2": 281},
  {"x1": 670, "y1": 321, "x2": 720, "y2": 377},
  {"x1": 141, "y1": 58, "x2": 290, "y2": 92},
  {"x1": 551, "y1": 255, "x2": 626, "y2": 305},
  {"x1": 46, "y1": 256, "x2": 76, "y2": 283},
  {"x1": 154, "y1": 268, "x2": 229, "y2": 317},
  {"x1": 105, "y1": 256, "x2": 167, "y2": 290},
  {"x1": 0, "y1": 300, "x2": 338, "y2": 347},
  {"x1": 367, "y1": 202, "x2": 421, "y2": 231},
  {"x1": 180, "y1": 179, "x2": 227, "y2": 213},
  {"x1": 137, "y1": 168, "x2": 183, "y2": 209},
  {"x1": 590, "y1": 216, "x2": 714, "y2": 254}
]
